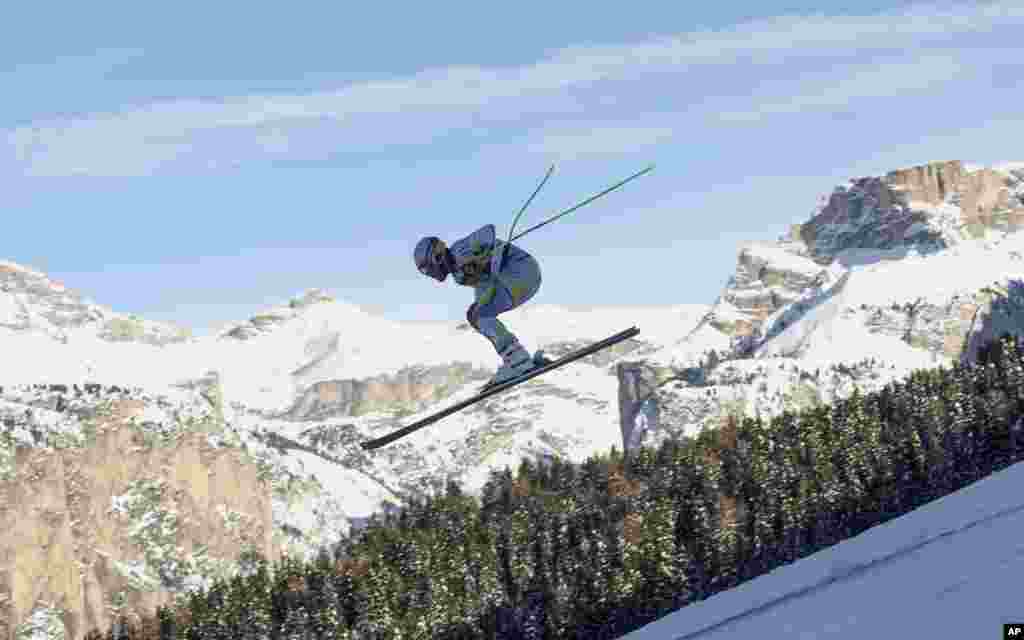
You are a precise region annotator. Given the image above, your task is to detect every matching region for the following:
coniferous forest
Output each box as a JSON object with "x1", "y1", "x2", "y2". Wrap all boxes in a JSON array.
[{"x1": 84, "y1": 332, "x2": 1024, "y2": 640}]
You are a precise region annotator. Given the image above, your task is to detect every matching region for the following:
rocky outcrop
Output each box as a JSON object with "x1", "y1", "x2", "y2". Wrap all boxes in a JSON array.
[
  {"x1": 0, "y1": 397, "x2": 277, "y2": 640},
  {"x1": 799, "y1": 160, "x2": 1024, "y2": 261},
  {"x1": 283, "y1": 362, "x2": 491, "y2": 419},
  {"x1": 719, "y1": 160, "x2": 1024, "y2": 350},
  {"x1": 716, "y1": 242, "x2": 831, "y2": 332},
  {"x1": 959, "y1": 279, "x2": 1024, "y2": 366},
  {"x1": 616, "y1": 161, "x2": 1024, "y2": 455},
  {"x1": 617, "y1": 362, "x2": 657, "y2": 452},
  {"x1": 220, "y1": 289, "x2": 335, "y2": 341}
]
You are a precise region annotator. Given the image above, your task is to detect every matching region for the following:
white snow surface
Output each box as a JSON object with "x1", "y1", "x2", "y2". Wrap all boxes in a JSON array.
[
  {"x1": 624, "y1": 459, "x2": 1024, "y2": 639},
  {"x1": 738, "y1": 242, "x2": 821, "y2": 277},
  {"x1": 836, "y1": 233, "x2": 1024, "y2": 307},
  {"x1": 0, "y1": 298, "x2": 707, "y2": 410},
  {"x1": 0, "y1": 328, "x2": 188, "y2": 387},
  {"x1": 755, "y1": 231, "x2": 1024, "y2": 369},
  {"x1": 205, "y1": 302, "x2": 707, "y2": 411},
  {"x1": 995, "y1": 161, "x2": 1024, "y2": 174}
]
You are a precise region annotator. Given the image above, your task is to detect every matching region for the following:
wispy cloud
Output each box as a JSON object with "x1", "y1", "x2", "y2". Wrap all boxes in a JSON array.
[
  {"x1": 3, "y1": 2, "x2": 1021, "y2": 177},
  {"x1": 526, "y1": 124, "x2": 677, "y2": 159},
  {"x1": 714, "y1": 53, "x2": 969, "y2": 123}
]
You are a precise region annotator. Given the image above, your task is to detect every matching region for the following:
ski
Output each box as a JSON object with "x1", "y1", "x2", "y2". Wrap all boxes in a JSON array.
[{"x1": 359, "y1": 326, "x2": 640, "y2": 450}]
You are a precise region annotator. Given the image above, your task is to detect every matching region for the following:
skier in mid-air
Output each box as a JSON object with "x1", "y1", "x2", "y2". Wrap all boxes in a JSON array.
[
  {"x1": 414, "y1": 224, "x2": 550, "y2": 389},
  {"x1": 364, "y1": 166, "x2": 652, "y2": 450}
]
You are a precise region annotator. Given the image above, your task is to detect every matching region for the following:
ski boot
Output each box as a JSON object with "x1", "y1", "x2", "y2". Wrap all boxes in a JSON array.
[{"x1": 481, "y1": 341, "x2": 538, "y2": 390}]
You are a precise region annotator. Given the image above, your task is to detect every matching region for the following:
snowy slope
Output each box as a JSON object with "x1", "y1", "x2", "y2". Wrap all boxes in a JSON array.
[
  {"x1": 755, "y1": 231, "x2": 1024, "y2": 368},
  {"x1": 202, "y1": 298, "x2": 707, "y2": 413},
  {"x1": 0, "y1": 269, "x2": 705, "y2": 407},
  {"x1": 624, "y1": 459, "x2": 1024, "y2": 639}
]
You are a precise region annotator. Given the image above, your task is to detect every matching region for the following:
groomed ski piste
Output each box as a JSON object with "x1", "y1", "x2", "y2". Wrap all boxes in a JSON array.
[{"x1": 623, "y1": 459, "x2": 1024, "y2": 639}]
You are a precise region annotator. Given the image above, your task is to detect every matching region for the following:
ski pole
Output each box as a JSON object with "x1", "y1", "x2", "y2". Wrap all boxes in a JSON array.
[
  {"x1": 511, "y1": 164, "x2": 655, "y2": 242},
  {"x1": 499, "y1": 164, "x2": 555, "y2": 271}
]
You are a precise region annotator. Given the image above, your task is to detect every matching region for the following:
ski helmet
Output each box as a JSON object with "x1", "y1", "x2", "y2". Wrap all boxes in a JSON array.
[{"x1": 414, "y1": 236, "x2": 449, "y2": 282}]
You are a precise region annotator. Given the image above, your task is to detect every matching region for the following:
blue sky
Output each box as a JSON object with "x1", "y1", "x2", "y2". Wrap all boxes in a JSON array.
[{"x1": 2, "y1": 1, "x2": 1022, "y2": 334}]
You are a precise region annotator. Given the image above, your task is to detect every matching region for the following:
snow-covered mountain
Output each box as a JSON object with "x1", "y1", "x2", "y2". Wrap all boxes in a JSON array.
[
  {"x1": 0, "y1": 260, "x2": 191, "y2": 348},
  {"x1": 0, "y1": 260, "x2": 193, "y2": 386},
  {"x1": 3, "y1": 158, "x2": 1024, "y2": 639},
  {"x1": 619, "y1": 159, "x2": 1024, "y2": 451}
]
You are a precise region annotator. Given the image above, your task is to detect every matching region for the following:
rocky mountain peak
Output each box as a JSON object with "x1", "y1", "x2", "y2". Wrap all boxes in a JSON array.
[
  {"x1": 288, "y1": 288, "x2": 335, "y2": 310},
  {"x1": 701, "y1": 161, "x2": 1024, "y2": 354},
  {"x1": 799, "y1": 159, "x2": 1024, "y2": 262},
  {"x1": 217, "y1": 289, "x2": 337, "y2": 341},
  {"x1": 0, "y1": 261, "x2": 190, "y2": 346}
]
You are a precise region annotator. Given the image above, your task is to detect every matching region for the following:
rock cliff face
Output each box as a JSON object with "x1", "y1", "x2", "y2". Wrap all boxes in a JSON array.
[
  {"x1": 960, "y1": 279, "x2": 1024, "y2": 365},
  {"x1": 283, "y1": 362, "x2": 492, "y2": 420},
  {"x1": 799, "y1": 159, "x2": 1024, "y2": 261},
  {"x1": 617, "y1": 160, "x2": 1024, "y2": 454},
  {"x1": 0, "y1": 390, "x2": 278, "y2": 640}
]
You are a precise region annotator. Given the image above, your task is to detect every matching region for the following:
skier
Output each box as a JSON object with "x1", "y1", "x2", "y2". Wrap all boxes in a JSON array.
[
  {"x1": 366, "y1": 166, "x2": 654, "y2": 450},
  {"x1": 414, "y1": 224, "x2": 550, "y2": 388}
]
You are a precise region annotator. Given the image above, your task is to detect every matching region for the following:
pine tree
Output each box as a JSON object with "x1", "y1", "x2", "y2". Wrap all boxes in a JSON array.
[
  {"x1": 427, "y1": 498, "x2": 471, "y2": 631},
  {"x1": 739, "y1": 414, "x2": 778, "y2": 570},
  {"x1": 181, "y1": 585, "x2": 213, "y2": 640},
  {"x1": 466, "y1": 513, "x2": 505, "y2": 637},
  {"x1": 898, "y1": 408, "x2": 931, "y2": 509},
  {"x1": 564, "y1": 511, "x2": 599, "y2": 634},
  {"x1": 804, "y1": 405, "x2": 842, "y2": 548},
  {"x1": 155, "y1": 605, "x2": 177, "y2": 640},
  {"x1": 633, "y1": 496, "x2": 680, "y2": 613},
  {"x1": 358, "y1": 559, "x2": 402, "y2": 638},
  {"x1": 944, "y1": 363, "x2": 978, "y2": 490},
  {"x1": 997, "y1": 334, "x2": 1024, "y2": 462},
  {"x1": 507, "y1": 499, "x2": 534, "y2": 611},
  {"x1": 305, "y1": 552, "x2": 344, "y2": 639},
  {"x1": 846, "y1": 387, "x2": 889, "y2": 532}
]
